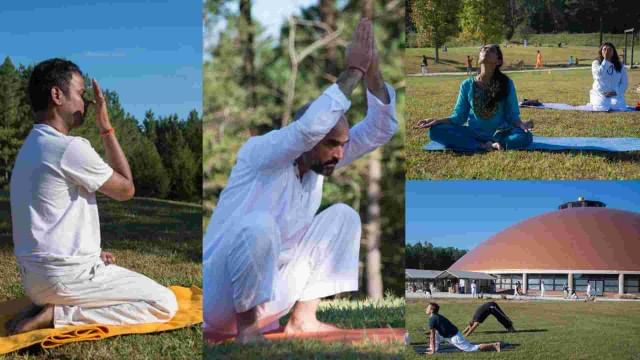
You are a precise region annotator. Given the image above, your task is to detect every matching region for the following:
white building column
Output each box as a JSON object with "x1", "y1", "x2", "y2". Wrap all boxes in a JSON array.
[
  {"x1": 568, "y1": 273, "x2": 574, "y2": 290},
  {"x1": 619, "y1": 273, "x2": 625, "y2": 295},
  {"x1": 522, "y1": 273, "x2": 528, "y2": 294}
]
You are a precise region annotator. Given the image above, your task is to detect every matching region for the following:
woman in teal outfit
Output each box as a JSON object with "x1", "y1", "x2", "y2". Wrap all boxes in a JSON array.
[{"x1": 416, "y1": 44, "x2": 533, "y2": 152}]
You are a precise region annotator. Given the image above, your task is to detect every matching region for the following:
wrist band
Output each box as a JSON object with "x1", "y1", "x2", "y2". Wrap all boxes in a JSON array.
[
  {"x1": 100, "y1": 128, "x2": 115, "y2": 136},
  {"x1": 348, "y1": 65, "x2": 367, "y2": 76}
]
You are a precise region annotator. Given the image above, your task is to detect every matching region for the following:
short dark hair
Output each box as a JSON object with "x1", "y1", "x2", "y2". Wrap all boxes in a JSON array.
[
  {"x1": 429, "y1": 302, "x2": 439, "y2": 314},
  {"x1": 28, "y1": 58, "x2": 83, "y2": 112}
]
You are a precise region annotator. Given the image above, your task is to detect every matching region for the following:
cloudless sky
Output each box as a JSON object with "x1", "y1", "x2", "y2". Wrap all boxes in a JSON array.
[
  {"x1": 0, "y1": 0, "x2": 202, "y2": 121},
  {"x1": 205, "y1": 0, "x2": 325, "y2": 57},
  {"x1": 406, "y1": 181, "x2": 640, "y2": 250}
]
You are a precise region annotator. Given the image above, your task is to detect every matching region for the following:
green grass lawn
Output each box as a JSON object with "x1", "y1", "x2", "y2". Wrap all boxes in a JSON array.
[
  {"x1": 406, "y1": 298, "x2": 640, "y2": 360},
  {"x1": 0, "y1": 192, "x2": 202, "y2": 360},
  {"x1": 204, "y1": 296, "x2": 406, "y2": 360},
  {"x1": 406, "y1": 68, "x2": 640, "y2": 179},
  {"x1": 406, "y1": 46, "x2": 640, "y2": 74}
]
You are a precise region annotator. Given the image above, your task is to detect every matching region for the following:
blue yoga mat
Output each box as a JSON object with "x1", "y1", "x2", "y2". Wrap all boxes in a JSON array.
[
  {"x1": 520, "y1": 102, "x2": 638, "y2": 112},
  {"x1": 424, "y1": 136, "x2": 640, "y2": 152}
]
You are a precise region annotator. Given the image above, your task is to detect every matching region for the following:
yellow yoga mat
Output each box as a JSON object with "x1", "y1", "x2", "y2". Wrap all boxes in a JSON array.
[{"x1": 0, "y1": 286, "x2": 202, "y2": 354}]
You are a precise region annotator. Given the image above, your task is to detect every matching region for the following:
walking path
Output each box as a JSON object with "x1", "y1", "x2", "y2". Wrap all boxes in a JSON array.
[{"x1": 408, "y1": 66, "x2": 593, "y2": 77}]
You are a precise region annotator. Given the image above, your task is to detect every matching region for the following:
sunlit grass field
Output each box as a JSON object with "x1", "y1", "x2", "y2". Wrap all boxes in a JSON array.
[
  {"x1": 406, "y1": 298, "x2": 640, "y2": 360},
  {"x1": 406, "y1": 68, "x2": 640, "y2": 179},
  {"x1": 0, "y1": 192, "x2": 202, "y2": 359}
]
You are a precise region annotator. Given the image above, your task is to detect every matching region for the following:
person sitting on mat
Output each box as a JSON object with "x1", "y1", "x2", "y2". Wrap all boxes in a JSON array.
[
  {"x1": 589, "y1": 42, "x2": 628, "y2": 111},
  {"x1": 6, "y1": 59, "x2": 178, "y2": 335},
  {"x1": 415, "y1": 44, "x2": 533, "y2": 152},
  {"x1": 426, "y1": 303, "x2": 501, "y2": 354},
  {"x1": 462, "y1": 301, "x2": 516, "y2": 337},
  {"x1": 202, "y1": 18, "x2": 397, "y2": 344}
]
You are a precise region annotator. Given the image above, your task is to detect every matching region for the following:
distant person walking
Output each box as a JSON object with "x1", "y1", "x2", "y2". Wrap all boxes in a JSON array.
[
  {"x1": 540, "y1": 280, "x2": 545, "y2": 297},
  {"x1": 569, "y1": 287, "x2": 578, "y2": 299},
  {"x1": 535, "y1": 50, "x2": 543, "y2": 69},
  {"x1": 471, "y1": 280, "x2": 477, "y2": 298},
  {"x1": 466, "y1": 55, "x2": 473, "y2": 75},
  {"x1": 421, "y1": 55, "x2": 428, "y2": 75},
  {"x1": 563, "y1": 284, "x2": 569, "y2": 298},
  {"x1": 586, "y1": 283, "x2": 592, "y2": 300}
]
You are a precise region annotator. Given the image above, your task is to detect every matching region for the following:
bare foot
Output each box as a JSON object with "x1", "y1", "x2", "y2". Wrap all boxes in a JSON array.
[
  {"x1": 284, "y1": 318, "x2": 341, "y2": 335},
  {"x1": 495, "y1": 342, "x2": 501, "y2": 352},
  {"x1": 523, "y1": 119, "x2": 534, "y2": 130},
  {"x1": 5, "y1": 303, "x2": 42, "y2": 335},
  {"x1": 480, "y1": 141, "x2": 501, "y2": 151},
  {"x1": 11, "y1": 304, "x2": 54, "y2": 335}
]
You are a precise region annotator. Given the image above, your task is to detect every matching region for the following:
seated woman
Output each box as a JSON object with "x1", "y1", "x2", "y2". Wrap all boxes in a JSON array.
[
  {"x1": 589, "y1": 42, "x2": 628, "y2": 111},
  {"x1": 416, "y1": 44, "x2": 532, "y2": 152}
]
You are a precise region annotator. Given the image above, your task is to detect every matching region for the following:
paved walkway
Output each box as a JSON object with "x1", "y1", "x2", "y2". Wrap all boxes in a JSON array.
[
  {"x1": 408, "y1": 66, "x2": 593, "y2": 77},
  {"x1": 409, "y1": 64, "x2": 637, "y2": 77},
  {"x1": 405, "y1": 291, "x2": 640, "y2": 302}
]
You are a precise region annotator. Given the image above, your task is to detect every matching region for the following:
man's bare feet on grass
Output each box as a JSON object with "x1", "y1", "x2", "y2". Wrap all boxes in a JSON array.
[
  {"x1": 9, "y1": 304, "x2": 54, "y2": 335},
  {"x1": 284, "y1": 317, "x2": 342, "y2": 335},
  {"x1": 5, "y1": 303, "x2": 43, "y2": 335}
]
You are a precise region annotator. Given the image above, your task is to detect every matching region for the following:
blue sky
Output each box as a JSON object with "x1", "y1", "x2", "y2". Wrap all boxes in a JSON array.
[
  {"x1": 205, "y1": 0, "x2": 323, "y2": 55},
  {"x1": 406, "y1": 181, "x2": 640, "y2": 250},
  {"x1": 0, "y1": 0, "x2": 202, "y2": 121}
]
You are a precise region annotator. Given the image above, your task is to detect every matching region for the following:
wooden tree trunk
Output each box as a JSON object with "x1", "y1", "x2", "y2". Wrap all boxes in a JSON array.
[
  {"x1": 240, "y1": 0, "x2": 257, "y2": 109},
  {"x1": 363, "y1": 0, "x2": 383, "y2": 300},
  {"x1": 320, "y1": 0, "x2": 337, "y2": 77}
]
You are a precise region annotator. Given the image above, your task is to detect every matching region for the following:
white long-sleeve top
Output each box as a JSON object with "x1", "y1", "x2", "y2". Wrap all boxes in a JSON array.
[
  {"x1": 591, "y1": 59, "x2": 628, "y2": 96},
  {"x1": 204, "y1": 83, "x2": 397, "y2": 264}
]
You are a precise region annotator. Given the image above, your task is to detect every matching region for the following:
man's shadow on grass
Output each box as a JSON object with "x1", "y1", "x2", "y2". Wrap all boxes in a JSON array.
[
  {"x1": 478, "y1": 329, "x2": 547, "y2": 334},
  {"x1": 412, "y1": 343, "x2": 521, "y2": 354}
]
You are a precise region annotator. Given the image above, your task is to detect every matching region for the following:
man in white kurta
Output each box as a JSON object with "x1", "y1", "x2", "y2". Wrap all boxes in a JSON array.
[
  {"x1": 589, "y1": 43, "x2": 628, "y2": 111},
  {"x1": 470, "y1": 281, "x2": 477, "y2": 298},
  {"x1": 203, "y1": 19, "x2": 397, "y2": 342},
  {"x1": 7, "y1": 59, "x2": 177, "y2": 334}
]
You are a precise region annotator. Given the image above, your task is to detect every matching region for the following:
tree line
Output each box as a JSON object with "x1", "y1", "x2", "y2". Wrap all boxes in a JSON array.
[
  {"x1": 406, "y1": 242, "x2": 467, "y2": 270},
  {"x1": 408, "y1": 0, "x2": 640, "y2": 56},
  {"x1": 0, "y1": 57, "x2": 202, "y2": 203},
  {"x1": 204, "y1": 0, "x2": 405, "y2": 297}
]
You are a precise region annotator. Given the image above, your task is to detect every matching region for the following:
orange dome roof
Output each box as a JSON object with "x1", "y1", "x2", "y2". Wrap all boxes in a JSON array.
[{"x1": 449, "y1": 207, "x2": 640, "y2": 272}]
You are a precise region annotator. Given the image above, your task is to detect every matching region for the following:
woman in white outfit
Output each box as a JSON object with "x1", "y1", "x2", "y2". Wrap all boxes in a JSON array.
[{"x1": 589, "y1": 42, "x2": 628, "y2": 111}]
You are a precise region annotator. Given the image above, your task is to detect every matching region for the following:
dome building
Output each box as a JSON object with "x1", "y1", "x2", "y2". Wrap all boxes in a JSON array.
[{"x1": 448, "y1": 198, "x2": 640, "y2": 297}]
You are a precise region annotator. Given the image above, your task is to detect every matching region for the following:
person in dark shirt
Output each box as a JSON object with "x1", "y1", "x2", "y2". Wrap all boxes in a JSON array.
[
  {"x1": 463, "y1": 301, "x2": 516, "y2": 336},
  {"x1": 421, "y1": 55, "x2": 428, "y2": 75},
  {"x1": 426, "y1": 303, "x2": 501, "y2": 354}
]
